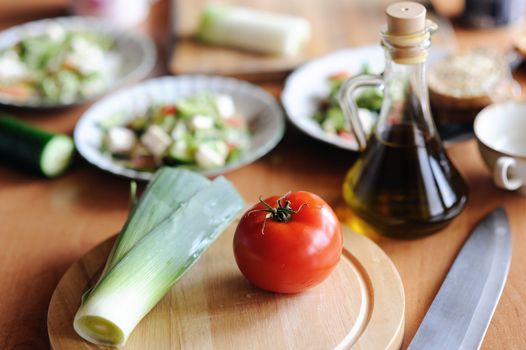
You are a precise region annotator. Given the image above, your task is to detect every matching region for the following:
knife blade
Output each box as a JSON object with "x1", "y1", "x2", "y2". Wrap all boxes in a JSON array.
[{"x1": 407, "y1": 207, "x2": 512, "y2": 350}]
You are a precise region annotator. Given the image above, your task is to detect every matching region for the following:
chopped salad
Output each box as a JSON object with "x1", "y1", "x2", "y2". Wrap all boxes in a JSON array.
[
  {"x1": 100, "y1": 93, "x2": 251, "y2": 171},
  {"x1": 313, "y1": 65, "x2": 383, "y2": 141},
  {"x1": 0, "y1": 22, "x2": 117, "y2": 104}
]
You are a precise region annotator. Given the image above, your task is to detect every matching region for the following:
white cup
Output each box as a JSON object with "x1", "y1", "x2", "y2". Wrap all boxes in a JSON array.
[{"x1": 474, "y1": 101, "x2": 526, "y2": 193}]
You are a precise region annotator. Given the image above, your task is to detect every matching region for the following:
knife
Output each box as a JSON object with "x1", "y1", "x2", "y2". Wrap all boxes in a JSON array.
[{"x1": 407, "y1": 207, "x2": 512, "y2": 350}]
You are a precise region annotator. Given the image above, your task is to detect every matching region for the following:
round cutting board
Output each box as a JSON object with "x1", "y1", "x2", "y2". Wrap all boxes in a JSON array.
[{"x1": 48, "y1": 225, "x2": 404, "y2": 350}]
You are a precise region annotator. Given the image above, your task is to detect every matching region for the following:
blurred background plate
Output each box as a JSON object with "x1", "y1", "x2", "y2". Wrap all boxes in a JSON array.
[
  {"x1": 282, "y1": 45, "x2": 384, "y2": 151},
  {"x1": 282, "y1": 45, "x2": 452, "y2": 151},
  {"x1": 0, "y1": 16, "x2": 156, "y2": 108},
  {"x1": 74, "y1": 75, "x2": 285, "y2": 180}
]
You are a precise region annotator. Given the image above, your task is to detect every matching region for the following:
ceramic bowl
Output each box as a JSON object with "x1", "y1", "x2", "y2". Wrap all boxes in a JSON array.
[{"x1": 74, "y1": 75, "x2": 285, "y2": 180}]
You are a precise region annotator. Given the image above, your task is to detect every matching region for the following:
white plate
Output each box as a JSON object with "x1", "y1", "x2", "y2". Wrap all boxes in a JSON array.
[
  {"x1": 74, "y1": 75, "x2": 285, "y2": 180},
  {"x1": 281, "y1": 45, "x2": 448, "y2": 151},
  {"x1": 0, "y1": 17, "x2": 156, "y2": 108}
]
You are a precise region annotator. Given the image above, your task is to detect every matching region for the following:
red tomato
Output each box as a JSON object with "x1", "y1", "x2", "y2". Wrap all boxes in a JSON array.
[
  {"x1": 328, "y1": 70, "x2": 351, "y2": 81},
  {"x1": 233, "y1": 191, "x2": 343, "y2": 293},
  {"x1": 338, "y1": 131, "x2": 356, "y2": 141}
]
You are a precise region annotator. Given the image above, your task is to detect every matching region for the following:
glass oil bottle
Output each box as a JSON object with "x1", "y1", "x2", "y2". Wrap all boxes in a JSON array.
[{"x1": 339, "y1": 2, "x2": 468, "y2": 238}]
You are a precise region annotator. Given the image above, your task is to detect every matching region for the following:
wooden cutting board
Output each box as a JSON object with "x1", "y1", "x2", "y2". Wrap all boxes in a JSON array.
[
  {"x1": 168, "y1": 0, "x2": 387, "y2": 80},
  {"x1": 47, "y1": 225, "x2": 404, "y2": 349}
]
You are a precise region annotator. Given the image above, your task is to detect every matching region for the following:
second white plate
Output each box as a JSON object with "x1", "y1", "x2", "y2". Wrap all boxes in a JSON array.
[
  {"x1": 282, "y1": 45, "x2": 449, "y2": 151},
  {"x1": 282, "y1": 45, "x2": 385, "y2": 151}
]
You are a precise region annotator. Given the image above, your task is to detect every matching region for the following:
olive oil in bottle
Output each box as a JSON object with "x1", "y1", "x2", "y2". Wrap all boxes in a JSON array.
[
  {"x1": 343, "y1": 124, "x2": 468, "y2": 238},
  {"x1": 338, "y1": 2, "x2": 468, "y2": 238}
]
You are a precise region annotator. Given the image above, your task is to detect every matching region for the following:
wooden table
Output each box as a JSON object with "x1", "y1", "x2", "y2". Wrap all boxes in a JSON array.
[{"x1": 1, "y1": 1, "x2": 526, "y2": 349}]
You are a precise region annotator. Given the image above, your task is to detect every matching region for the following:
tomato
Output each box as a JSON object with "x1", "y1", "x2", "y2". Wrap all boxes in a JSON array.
[
  {"x1": 338, "y1": 131, "x2": 356, "y2": 141},
  {"x1": 328, "y1": 70, "x2": 351, "y2": 81},
  {"x1": 161, "y1": 105, "x2": 177, "y2": 115},
  {"x1": 233, "y1": 191, "x2": 343, "y2": 293}
]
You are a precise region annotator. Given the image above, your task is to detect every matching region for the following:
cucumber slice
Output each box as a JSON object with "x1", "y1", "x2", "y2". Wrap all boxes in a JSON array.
[
  {"x1": 0, "y1": 115, "x2": 74, "y2": 177},
  {"x1": 40, "y1": 135, "x2": 75, "y2": 177}
]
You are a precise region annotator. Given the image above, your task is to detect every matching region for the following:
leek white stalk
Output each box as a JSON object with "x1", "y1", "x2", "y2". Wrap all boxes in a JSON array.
[
  {"x1": 197, "y1": 5, "x2": 311, "y2": 56},
  {"x1": 74, "y1": 169, "x2": 244, "y2": 347}
]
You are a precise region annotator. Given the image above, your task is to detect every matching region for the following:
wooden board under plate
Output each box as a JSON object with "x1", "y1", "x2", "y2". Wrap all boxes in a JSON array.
[{"x1": 47, "y1": 224, "x2": 405, "y2": 349}]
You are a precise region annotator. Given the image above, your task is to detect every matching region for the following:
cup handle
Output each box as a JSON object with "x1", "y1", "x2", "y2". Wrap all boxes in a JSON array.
[{"x1": 494, "y1": 157, "x2": 522, "y2": 190}]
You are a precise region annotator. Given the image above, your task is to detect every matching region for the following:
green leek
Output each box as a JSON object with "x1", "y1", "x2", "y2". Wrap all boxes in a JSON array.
[
  {"x1": 73, "y1": 168, "x2": 244, "y2": 347},
  {"x1": 102, "y1": 168, "x2": 210, "y2": 274}
]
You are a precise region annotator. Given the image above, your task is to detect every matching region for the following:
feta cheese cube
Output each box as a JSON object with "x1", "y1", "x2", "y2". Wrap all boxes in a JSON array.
[
  {"x1": 215, "y1": 94, "x2": 236, "y2": 119},
  {"x1": 66, "y1": 37, "x2": 105, "y2": 74},
  {"x1": 141, "y1": 125, "x2": 171, "y2": 157},
  {"x1": 190, "y1": 114, "x2": 214, "y2": 130},
  {"x1": 46, "y1": 23, "x2": 66, "y2": 42},
  {"x1": 0, "y1": 52, "x2": 29, "y2": 84},
  {"x1": 107, "y1": 127, "x2": 137, "y2": 154},
  {"x1": 358, "y1": 108, "x2": 376, "y2": 134},
  {"x1": 195, "y1": 141, "x2": 229, "y2": 169}
]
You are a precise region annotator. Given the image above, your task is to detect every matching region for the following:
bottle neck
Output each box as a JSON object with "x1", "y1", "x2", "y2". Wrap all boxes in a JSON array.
[{"x1": 376, "y1": 50, "x2": 437, "y2": 145}]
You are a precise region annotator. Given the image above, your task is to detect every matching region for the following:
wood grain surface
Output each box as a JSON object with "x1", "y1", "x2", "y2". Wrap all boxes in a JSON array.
[
  {"x1": 47, "y1": 226, "x2": 404, "y2": 350},
  {"x1": 1, "y1": 0, "x2": 526, "y2": 349}
]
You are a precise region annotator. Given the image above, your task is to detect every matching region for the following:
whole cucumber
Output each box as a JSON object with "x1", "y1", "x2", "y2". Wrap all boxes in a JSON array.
[{"x1": 0, "y1": 115, "x2": 74, "y2": 177}]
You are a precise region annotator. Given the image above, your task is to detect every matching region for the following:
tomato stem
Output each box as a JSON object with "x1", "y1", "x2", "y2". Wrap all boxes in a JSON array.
[{"x1": 258, "y1": 193, "x2": 300, "y2": 223}]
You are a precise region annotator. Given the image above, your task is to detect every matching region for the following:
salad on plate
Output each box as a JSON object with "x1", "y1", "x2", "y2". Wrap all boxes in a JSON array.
[
  {"x1": 313, "y1": 64, "x2": 383, "y2": 142},
  {"x1": 0, "y1": 22, "x2": 118, "y2": 104},
  {"x1": 100, "y1": 92, "x2": 251, "y2": 171}
]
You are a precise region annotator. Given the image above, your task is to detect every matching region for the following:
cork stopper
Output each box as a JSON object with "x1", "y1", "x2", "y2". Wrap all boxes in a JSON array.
[{"x1": 386, "y1": 2, "x2": 426, "y2": 35}]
